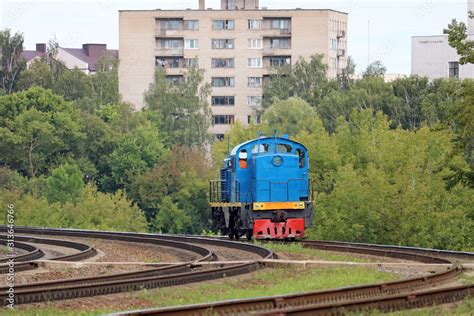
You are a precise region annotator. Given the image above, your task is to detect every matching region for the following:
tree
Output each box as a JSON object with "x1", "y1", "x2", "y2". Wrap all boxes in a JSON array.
[
  {"x1": 17, "y1": 59, "x2": 54, "y2": 91},
  {"x1": 444, "y1": 12, "x2": 474, "y2": 64},
  {"x1": 0, "y1": 29, "x2": 26, "y2": 94},
  {"x1": 363, "y1": 60, "x2": 386, "y2": 78},
  {"x1": 108, "y1": 123, "x2": 166, "y2": 189},
  {"x1": 90, "y1": 53, "x2": 120, "y2": 105},
  {"x1": 45, "y1": 163, "x2": 84, "y2": 204},
  {"x1": 262, "y1": 54, "x2": 332, "y2": 108},
  {"x1": 0, "y1": 87, "x2": 84, "y2": 177},
  {"x1": 144, "y1": 67, "x2": 211, "y2": 147},
  {"x1": 262, "y1": 97, "x2": 319, "y2": 136},
  {"x1": 153, "y1": 196, "x2": 191, "y2": 233},
  {"x1": 131, "y1": 146, "x2": 211, "y2": 233}
]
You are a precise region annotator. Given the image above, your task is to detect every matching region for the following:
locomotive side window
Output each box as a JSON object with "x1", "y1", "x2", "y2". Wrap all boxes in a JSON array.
[
  {"x1": 276, "y1": 144, "x2": 292, "y2": 153},
  {"x1": 296, "y1": 149, "x2": 305, "y2": 168},
  {"x1": 238, "y1": 149, "x2": 248, "y2": 169},
  {"x1": 251, "y1": 143, "x2": 269, "y2": 153}
]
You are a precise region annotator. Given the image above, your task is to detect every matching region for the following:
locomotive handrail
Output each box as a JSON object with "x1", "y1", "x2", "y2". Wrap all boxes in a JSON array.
[{"x1": 209, "y1": 179, "x2": 240, "y2": 203}]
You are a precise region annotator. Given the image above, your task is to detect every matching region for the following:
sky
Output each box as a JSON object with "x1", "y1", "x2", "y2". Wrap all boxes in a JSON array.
[{"x1": 0, "y1": 0, "x2": 469, "y2": 74}]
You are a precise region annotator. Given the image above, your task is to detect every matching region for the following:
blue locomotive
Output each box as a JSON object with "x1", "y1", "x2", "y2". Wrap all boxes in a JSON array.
[{"x1": 210, "y1": 133, "x2": 314, "y2": 240}]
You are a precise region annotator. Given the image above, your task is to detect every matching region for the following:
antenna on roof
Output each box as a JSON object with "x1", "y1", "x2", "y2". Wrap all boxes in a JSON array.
[{"x1": 227, "y1": 135, "x2": 231, "y2": 158}]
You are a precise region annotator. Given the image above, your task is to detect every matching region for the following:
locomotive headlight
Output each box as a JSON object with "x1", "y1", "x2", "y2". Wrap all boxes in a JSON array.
[{"x1": 272, "y1": 155, "x2": 283, "y2": 167}]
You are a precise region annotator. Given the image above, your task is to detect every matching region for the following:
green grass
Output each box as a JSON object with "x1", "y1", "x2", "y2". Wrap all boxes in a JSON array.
[
  {"x1": 137, "y1": 266, "x2": 399, "y2": 308},
  {"x1": 4, "y1": 266, "x2": 399, "y2": 315},
  {"x1": 460, "y1": 273, "x2": 474, "y2": 285},
  {"x1": 257, "y1": 241, "x2": 373, "y2": 263}
]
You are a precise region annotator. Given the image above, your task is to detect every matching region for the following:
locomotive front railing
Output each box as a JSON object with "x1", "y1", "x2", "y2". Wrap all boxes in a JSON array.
[{"x1": 209, "y1": 180, "x2": 240, "y2": 203}]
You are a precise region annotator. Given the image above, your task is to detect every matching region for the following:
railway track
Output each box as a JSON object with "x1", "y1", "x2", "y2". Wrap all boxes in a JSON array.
[
  {"x1": 1, "y1": 227, "x2": 472, "y2": 314},
  {"x1": 0, "y1": 235, "x2": 96, "y2": 274},
  {"x1": 0, "y1": 226, "x2": 274, "y2": 306},
  {"x1": 116, "y1": 241, "x2": 474, "y2": 315}
]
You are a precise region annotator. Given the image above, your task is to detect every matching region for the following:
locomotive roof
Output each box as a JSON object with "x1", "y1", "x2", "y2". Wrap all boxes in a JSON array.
[{"x1": 230, "y1": 136, "x2": 307, "y2": 156}]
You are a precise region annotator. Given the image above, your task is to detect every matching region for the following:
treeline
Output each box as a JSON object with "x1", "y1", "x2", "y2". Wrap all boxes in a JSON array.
[
  {"x1": 0, "y1": 30, "x2": 212, "y2": 233},
  {"x1": 1, "y1": 29, "x2": 472, "y2": 250},
  {"x1": 214, "y1": 57, "x2": 473, "y2": 251}
]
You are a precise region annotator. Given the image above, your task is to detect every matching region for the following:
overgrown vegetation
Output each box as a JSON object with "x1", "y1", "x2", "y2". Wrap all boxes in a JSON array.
[{"x1": 0, "y1": 28, "x2": 472, "y2": 251}]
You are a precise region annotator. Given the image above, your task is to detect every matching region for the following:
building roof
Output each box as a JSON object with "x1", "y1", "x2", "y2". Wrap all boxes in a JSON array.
[
  {"x1": 21, "y1": 50, "x2": 44, "y2": 62},
  {"x1": 61, "y1": 47, "x2": 118, "y2": 72},
  {"x1": 21, "y1": 43, "x2": 118, "y2": 72}
]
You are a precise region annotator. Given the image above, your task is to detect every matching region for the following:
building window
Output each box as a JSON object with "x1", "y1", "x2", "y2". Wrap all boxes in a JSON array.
[
  {"x1": 156, "y1": 57, "x2": 182, "y2": 68},
  {"x1": 160, "y1": 19, "x2": 182, "y2": 30},
  {"x1": 212, "y1": 20, "x2": 235, "y2": 30},
  {"x1": 158, "y1": 39, "x2": 183, "y2": 49},
  {"x1": 226, "y1": 0, "x2": 236, "y2": 10},
  {"x1": 212, "y1": 96, "x2": 235, "y2": 106},
  {"x1": 248, "y1": 19, "x2": 262, "y2": 29},
  {"x1": 185, "y1": 39, "x2": 199, "y2": 49},
  {"x1": 248, "y1": 38, "x2": 262, "y2": 49},
  {"x1": 166, "y1": 75, "x2": 184, "y2": 84},
  {"x1": 212, "y1": 39, "x2": 234, "y2": 49},
  {"x1": 213, "y1": 115, "x2": 235, "y2": 125},
  {"x1": 212, "y1": 77, "x2": 235, "y2": 87},
  {"x1": 247, "y1": 96, "x2": 262, "y2": 107},
  {"x1": 448, "y1": 62, "x2": 459, "y2": 78},
  {"x1": 269, "y1": 57, "x2": 291, "y2": 67},
  {"x1": 248, "y1": 77, "x2": 262, "y2": 87},
  {"x1": 270, "y1": 38, "x2": 290, "y2": 49},
  {"x1": 211, "y1": 58, "x2": 235, "y2": 68},
  {"x1": 271, "y1": 19, "x2": 290, "y2": 30},
  {"x1": 247, "y1": 115, "x2": 261, "y2": 124},
  {"x1": 184, "y1": 58, "x2": 199, "y2": 67},
  {"x1": 248, "y1": 58, "x2": 262, "y2": 68},
  {"x1": 185, "y1": 20, "x2": 199, "y2": 30}
]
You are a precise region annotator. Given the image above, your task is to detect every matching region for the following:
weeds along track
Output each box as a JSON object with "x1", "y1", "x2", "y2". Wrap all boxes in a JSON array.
[
  {"x1": 0, "y1": 226, "x2": 274, "y2": 305},
  {"x1": 117, "y1": 240, "x2": 473, "y2": 315}
]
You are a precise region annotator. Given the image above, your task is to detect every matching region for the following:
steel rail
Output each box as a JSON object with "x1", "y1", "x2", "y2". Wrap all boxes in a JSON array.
[
  {"x1": 0, "y1": 238, "x2": 44, "y2": 263},
  {"x1": 256, "y1": 284, "x2": 474, "y2": 315},
  {"x1": 303, "y1": 240, "x2": 474, "y2": 261},
  {"x1": 115, "y1": 241, "x2": 473, "y2": 316},
  {"x1": 0, "y1": 235, "x2": 98, "y2": 262},
  {"x1": 0, "y1": 226, "x2": 275, "y2": 260},
  {"x1": 115, "y1": 266, "x2": 463, "y2": 315},
  {"x1": 301, "y1": 240, "x2": 453, "y2": 264},
  {"x1": 0, "y1": 226, "x2": 274, "y2": 305}
]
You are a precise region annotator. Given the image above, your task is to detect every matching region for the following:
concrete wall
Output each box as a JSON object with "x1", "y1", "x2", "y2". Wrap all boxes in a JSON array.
[{"x1": 411, "y1": 35, "x2": 474, "y2": 79}]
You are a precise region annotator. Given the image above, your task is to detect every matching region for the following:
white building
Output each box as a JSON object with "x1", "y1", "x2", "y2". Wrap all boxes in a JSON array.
[{"x1": 411, "y1": 0, "x2": 474, "y2": 79}]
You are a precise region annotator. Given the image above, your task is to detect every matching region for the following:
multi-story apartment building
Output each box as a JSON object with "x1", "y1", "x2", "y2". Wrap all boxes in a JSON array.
[{"x1": 119, "y1": 0, "x2": 348, "y2": 137}]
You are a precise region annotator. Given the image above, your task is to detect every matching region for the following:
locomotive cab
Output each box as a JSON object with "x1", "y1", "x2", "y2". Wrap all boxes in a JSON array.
[{"x1": 210, "y1": 134, "x2": 313, "y2": 240}]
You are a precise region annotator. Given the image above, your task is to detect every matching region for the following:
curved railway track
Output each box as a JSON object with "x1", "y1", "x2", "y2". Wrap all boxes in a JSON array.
[
  {"x1": 117, "y1": 240, "x2": 474, "y2": 315},
  {"x1": 1, "y1": 226, "x2": 472, "y2": 314},
  {"x1": 0, "y1": 226, "x2": 274, "y2": 306}
]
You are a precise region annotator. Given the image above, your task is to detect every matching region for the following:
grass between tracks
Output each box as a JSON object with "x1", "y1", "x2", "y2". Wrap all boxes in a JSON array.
[
  {"x1": 137, "y1": 265, "x2": 400, "y2": 308},
  {"x1": 5, "y1": 266, "x2": 399, "y2": 315},
  {"x1": 257, "y1": 241, "x2": 374, "y2": 262}
]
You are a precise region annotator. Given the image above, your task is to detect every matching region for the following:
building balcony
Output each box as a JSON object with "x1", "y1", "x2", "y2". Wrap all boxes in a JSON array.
[
  {"x1": 337, "y1": 29, "x2": 346, "y2": 38},
  {"x1": 262, "y1": 47, "x2": 291, "y2": 56},
  {"x1": 155, "y1": 48, "x2": 184, "y2": 56},
  {"x1": 260, "y1": 27, "x2": 292, "y2": 37},
  {"x1": 155, "y1": 27, "x2": 186, "y2": 37},
  {"x1": 337, "y1": 49, "x2": 345, "y2": 57}
]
